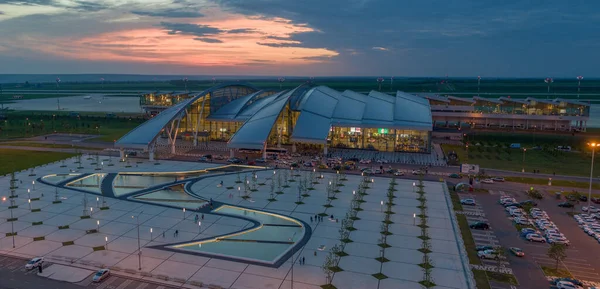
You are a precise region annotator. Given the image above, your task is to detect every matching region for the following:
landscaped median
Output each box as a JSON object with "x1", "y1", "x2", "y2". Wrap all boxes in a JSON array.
[{"x1": 505, "y1": 176, "x2": 600, "y2": 191}]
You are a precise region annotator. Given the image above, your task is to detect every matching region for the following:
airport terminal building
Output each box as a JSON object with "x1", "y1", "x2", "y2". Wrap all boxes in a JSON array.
[{"x1": 117, "y1": 83, "x2": 433, "y2": 159}]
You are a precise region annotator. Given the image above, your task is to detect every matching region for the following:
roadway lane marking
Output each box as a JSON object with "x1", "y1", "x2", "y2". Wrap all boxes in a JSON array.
[
  {"x1": 116, "y1": 279, "x2": 133, "y2": 289},
  {"x1": 97, "y1": 276, "x2": 118, "y2": 289},
  {"x1": 134, "y1": 283, "x2": 149, "y2": 289}
]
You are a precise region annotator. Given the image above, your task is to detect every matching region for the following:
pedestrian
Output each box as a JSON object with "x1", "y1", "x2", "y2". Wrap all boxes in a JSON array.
[
  {"x1": 302, "y1": 257, "x2": 305, "y2": 264},
  {"x1": 195, "y1": 214, "x2": 198, "y2": 222},
  {"x1": 310, "y1": 216, "x2": 313, "y2": 222},
  {"x1": 201, "y1": 213, "x2": 204, "y2": 220},
  {"x1": 175, "y1": 230, "x2": 179, "y2": 237},
  {"x1": 162, "y1": 231, "x2": 165, "y2": 238}
]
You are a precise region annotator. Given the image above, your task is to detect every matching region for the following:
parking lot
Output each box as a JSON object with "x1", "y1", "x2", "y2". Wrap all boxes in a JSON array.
[
  {"x1": 491, "y1": 187, "x2": 600, "y2": 285},
  {"x1": 458, "y1": 180, "x2": 600, "y2": 289},
  {"x1": 0, "y1": 254, "x2": 176, "y2": 289}
]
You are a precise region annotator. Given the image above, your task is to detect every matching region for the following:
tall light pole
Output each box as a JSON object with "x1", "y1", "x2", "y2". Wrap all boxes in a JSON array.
[
  {"x1": 3, "y1": 197, "x2": 15, "y2": 248},
  {"x1": 577, "y1": 76, "x2": 584, "y2": 99},
  {"x1": 183, "y1": 77, "x2": 188, "y2": 92},
  {"x1": 522, "y1": 148, "x2": 527, "y2": 173},
  {"x1": 32, "y1": 180, "x2": 35, "y2": 191},
  {"x1": 390, "y1": 76, "x2": 394, "y2": 91},
  {"x1": 278, "y1": 77, "x2": 285, "y2": 90},
  {"x1": 587, "y1": 143, "x2": 597, "y2": 212},
  {"x1": 377, "y1": 77, "x2": 384, "y2": 91},
  {"x1": 544, "y1": 78, "x2": 554, "y2": 99},
  {"x1": 132, "y1": 211, "x2": 144, "y2": 270},
  {"x1": 477, "y1": 76, "x2": 481, "y2": 97}
]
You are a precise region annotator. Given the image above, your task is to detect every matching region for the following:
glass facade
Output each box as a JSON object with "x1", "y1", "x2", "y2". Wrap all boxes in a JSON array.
[
  {"x1": 329, "y1": 127, "x2": 430, "y2": 153},
  {"x1": 158, "y1": 85, "x2": 257, "y2": 142}
]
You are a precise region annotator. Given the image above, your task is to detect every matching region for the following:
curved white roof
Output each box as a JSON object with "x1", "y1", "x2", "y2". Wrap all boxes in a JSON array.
[
  {"x1": 291, "y1": 86, "x2": 340, "y2": 143},
  {"x1": 227, "y1": 91, "x2": 294, "y2": 149}
]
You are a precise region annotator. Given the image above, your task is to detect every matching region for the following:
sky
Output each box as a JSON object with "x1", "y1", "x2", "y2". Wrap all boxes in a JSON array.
[{"x1": 0, "y1": 0, "x2": 599, "y2": 77}]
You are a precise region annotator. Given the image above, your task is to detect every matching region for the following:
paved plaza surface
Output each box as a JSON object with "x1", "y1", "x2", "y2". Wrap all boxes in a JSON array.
[{"x1": 0, "y1": 157, "x2": 473, "y2": 289}]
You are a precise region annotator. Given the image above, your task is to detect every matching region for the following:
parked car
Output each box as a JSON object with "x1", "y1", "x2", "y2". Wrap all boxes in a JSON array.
[
  {"x1": 525, "y1": 233, "x2": 546, "y2": 243},
  {"x1": 412, "y1": 170, "x2": 422, "y2": 175},
  {"x1": 509, "y1": 247, "x2": 525, "y2": 257},
  {"x1": 476, "y1": 245, "x2": 495, "y2": 251},
  {"x1": 25, "y1": 257, "x2": 43, "y2": 270},
  {"x1": 477, "y1": 249, "x2": 499, "y2": 259},
  {"x1": 591, "y1": 197, "x2": 600, "y2": 204},
  {"x1": 481, "y1": 179, "x2": 494, "y2": 184},
  {"x1": 460, "y1": 199, "x2": 476, "y2": 206},
  {"x1": 558, "y1": 202, "x2": 574, "y2": 208},
  {"x1": 92, "y1": 269, "x2": 110, "y2": 282},
  {"x1": 556, "y1": 281, "x2": 578, "y2": 289},
  {"x1": 198, "y1": 156, "x2": 209, "y2": 162},
  {"x1": 227, "y1": 157, "x2": 242, "y2": 163},
  {"x1": 504, "y1": 203, "x2": 521, "y2": 208},
  {"x1": 470, "y1": 222, "x2": 490, "y2": 230},
  {"x1": 255, "y1": 158, "x2": 267, "y2": 163},
  {"x1": 393, "y1": 170, "x2": 405, "y2": 176},
  {"x1": 519, "y1": 200, "x2": 537, "y2": 207},
  {"x1": 551, "y1": 277, "x2": 583, "y2": 286},
  {"x1": 583, "y1": 206, "x2": 599, "y2": 213},
  {"x1": 449, "y1": 173, "x2": 461, "y2": 179},
  {"x1": 492, "y1": 177, "x2": 505, "y2": 182},
  {"x1": 553, "y1": 278, "x2": 584, "y2": 287}
]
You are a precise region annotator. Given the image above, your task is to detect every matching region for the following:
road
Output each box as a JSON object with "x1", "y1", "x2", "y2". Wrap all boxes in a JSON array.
[{"x1": 0, "y1": 255, "x2": 177, "y2": 289}]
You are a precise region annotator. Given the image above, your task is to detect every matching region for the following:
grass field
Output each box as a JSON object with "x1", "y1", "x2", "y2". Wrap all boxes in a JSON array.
[
  {"x1": 3, "y1": 77, "x2": 600, "y2": 99},
  {"x1": 0, "y1": 111, "x2": 144, "y2": 141},
  {"x1": 0, "y1": 149, "x2": 75, "y2": 175},
  {"x1": 442, "y1": 144, "x2": 598, "y2": 177},
  {"x1": 0, "y1": 142, "x2": 103, "y2": 150}
]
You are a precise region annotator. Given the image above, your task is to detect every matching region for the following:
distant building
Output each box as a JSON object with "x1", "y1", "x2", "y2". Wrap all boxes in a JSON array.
[{"x1": 421, "y1": 94, "x2": 590, "y2": 132}]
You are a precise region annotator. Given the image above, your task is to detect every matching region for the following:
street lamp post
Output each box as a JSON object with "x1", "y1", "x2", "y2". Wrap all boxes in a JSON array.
[
  {"x1": 577, "y1": 76, "x2": 584, "y2": 99},
  {"x1": 198, "y1": 221, "x2": 202, "y2": 234},
  {"x1": 150, "y1": 228, "x2": 153, "y2": 241},
  {"x1": 32, "y1": 180, "x2": 35, "y2": 191},
  {"x1": 182, "y1": 208, "x2": 186, "y2": 220},
  {"x1": 27, "y1": 188, "x2": 31, "y2": 200},
  {"x1": 90, "y1": 207, "x2": 93, "y2": 217},
  {"x1": 413, "y1": 213, "x2": 416, "y2": 226},
  {"x1": 477, "y1": 76, "x2": 481, "y2": 97},
  {"x1": 96, "y1": 197, "x2": 99, "y2": 208},
  {"x1": 2, "y1": 197, "x2": 15, "y2": 248},
  {"x1": 105, "y1": 236, "x2": 108, "y2": 250},
  {"x1": 132, "y1": 211, "x2": 144, "y2": 270},
  {"x1": 522, "y1": 148, "x2": 527, "y2": 173},
  {"x1": 412, "y1": 182, "x2": 415, "y2": 193},
  {"x1": 587, "y1": 143, "x2": 597, "y2": 212},
  {"x1": 466, "y1": 144, "x2": 469, "y2": 162},
  {"x1": 97, "y1": 220, "x2": 100, "y2": 231},
  {"x1": 380, "y1": 200, "x2": 384, "y2": 212},
  {"x1": 28, "y1": 199, "x2": 31, "y2": 210},
  {"x1": 545, "y1": 78, "x2": 554, "y2": 99}
]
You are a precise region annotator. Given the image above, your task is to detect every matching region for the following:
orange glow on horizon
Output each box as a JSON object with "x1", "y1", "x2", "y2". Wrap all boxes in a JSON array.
[{"x1": 22, "y1": 15, "x2": 338, "y2": 67}]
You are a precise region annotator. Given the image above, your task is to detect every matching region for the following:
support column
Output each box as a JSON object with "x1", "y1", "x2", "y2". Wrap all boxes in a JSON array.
[
  {"x1": 323, "y1": 144, "x2": 328, "y2": 156},
  {"x1": 292, "y1": 143, "x2": 297, "y2": 153},
  {"x1": 262, "y1": 143, "x2": 267, "y2": 159},
  {"x1": 119, "y1": 148, "x2": 125, "y2": 159},
  {"x1": 171, "y1": 143, "x2": 176, "y2": 154},
  {"x1": 149, "y1": 149, "x2": 155, "y2": 162},
  {"x1": 230, "y1": 149, "x2": 234, "y2": 158}
]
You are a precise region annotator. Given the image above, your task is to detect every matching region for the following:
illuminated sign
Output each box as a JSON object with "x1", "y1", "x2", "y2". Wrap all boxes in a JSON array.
[{"x1": 378, "y1": 128, "x2": 389, "y2": 134}]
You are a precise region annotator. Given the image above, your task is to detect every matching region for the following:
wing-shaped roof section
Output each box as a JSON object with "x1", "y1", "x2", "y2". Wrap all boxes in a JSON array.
[
  {"x1": 291, "y1": 86, "x2": 340, "y2": 144},
  {"x1": 394, "y1": 91, "x2": 433, "y2": 131},
  {"x1": 235, "y1": 91, "x2": 285, "y2": 121},
  {"x1": 115, "y1": 83, "x2": 258, "y2": 149},
  {"x1": 115, "y1": 100, "x2": 188, "y2": 148},
  {"x1": 227, "y1": 91, "x2": 293, "y2": 149},
  {"x1": 331, "y1": 90, "x2": 367, "y2": 126},
  {"x1": 206, "y1": 91, "x2": 259, "y2": 121},
  {"x1": 361, "y1": 91, "x2": 395, "y2": 127}
]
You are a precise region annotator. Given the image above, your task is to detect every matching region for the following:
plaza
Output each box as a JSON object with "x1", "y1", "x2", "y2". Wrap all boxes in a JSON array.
[{"x1": 0, "y1": 156, "x2": 474, "y2": 289}]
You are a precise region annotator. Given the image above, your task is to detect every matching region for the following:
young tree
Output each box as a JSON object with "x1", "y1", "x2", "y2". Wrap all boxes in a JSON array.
[
  {"x1": 495, "y1": 246, "x2": 506, "y2": 269},
  {"x1": 547, "y1": 243, "x2": 567, "y2": 271},
  {"x1": 322, "y1": 253, "x2": 334, "y2": 284}
]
